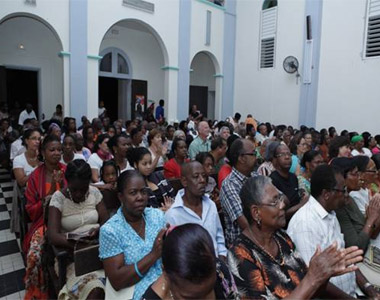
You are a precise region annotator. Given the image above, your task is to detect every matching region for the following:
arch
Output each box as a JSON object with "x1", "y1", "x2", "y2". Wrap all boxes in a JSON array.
[
  {"x1": 190, "y1": 51, "x2": 221, "y2": 120},
  {"x1": 99, "y1": 47, "x2": 133, "y2": 79},
  {"x1": 190, "y1": 50, "x2": 221, "y2": 75},
  {"x1": 99, "y1": 18, "x2": 169, "y2": 67},
  {"x1": 0, "y1": 12, "x2": 63, "y2": 50},
  {"x1": 262, "y1": 0, "x2": 278, "y2": 10}
]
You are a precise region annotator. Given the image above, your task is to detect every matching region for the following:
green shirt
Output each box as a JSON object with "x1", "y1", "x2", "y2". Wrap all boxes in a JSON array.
[{"x1": 188, "y1": 136, "x2": 211, "y2": 160}]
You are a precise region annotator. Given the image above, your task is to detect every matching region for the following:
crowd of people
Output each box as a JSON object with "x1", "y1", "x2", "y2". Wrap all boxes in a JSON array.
[{"x1": 5, "y1": 102, "x2": 380, "y2": 299}]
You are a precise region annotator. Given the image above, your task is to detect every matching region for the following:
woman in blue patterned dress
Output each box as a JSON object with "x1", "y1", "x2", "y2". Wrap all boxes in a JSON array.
[{"x1": 99, "y1": 170, "x2": 166, "y2": 300}]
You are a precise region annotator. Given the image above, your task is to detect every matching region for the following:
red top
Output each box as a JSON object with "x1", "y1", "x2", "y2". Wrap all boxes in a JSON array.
[
  {"x1": 218, "y1": 164, "x2": 232, "y2": 189},
  {"x1": 163, "y1": 158, "x2": 190, "y2": 179},
  {"x1": 23, "y1": 163, "x2": 67, "y2": 254}
]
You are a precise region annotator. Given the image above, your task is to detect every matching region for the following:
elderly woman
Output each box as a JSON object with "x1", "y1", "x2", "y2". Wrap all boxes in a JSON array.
[
  {"x1": 99, "y1": 170, "x2": 166, "y2": 300},
  {"x1": 48, "y1": 160, "x2": 108, "y2": 299},
  {"x1": 24, "y1": 135, "x2": 67, "y2": 299},
  {"x1": 351, "y1": 135, "x2": 372, "y2": 158},
  {"x1": 228, "y1": 176, "x2": 363, "y2": 299},
  {"x1": 142, "y1": 224, "x2": 239, "y2": 299}
]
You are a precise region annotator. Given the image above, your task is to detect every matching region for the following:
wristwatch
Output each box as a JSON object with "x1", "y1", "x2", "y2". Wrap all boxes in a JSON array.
[{"x1": 364, "y1": 282, "x2": 373, "y2": 291}]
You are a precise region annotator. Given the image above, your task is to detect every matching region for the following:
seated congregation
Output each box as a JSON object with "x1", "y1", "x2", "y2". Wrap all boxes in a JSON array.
[{"x1": 5, "y1": 106, "x2": 380, "y2": 299}]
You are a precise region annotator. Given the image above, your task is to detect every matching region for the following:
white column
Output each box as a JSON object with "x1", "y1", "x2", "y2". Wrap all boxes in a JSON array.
[
  {"x1": 87, "y1": 57, "x2": 100, "y2": 120},
  {"x1": 62, "y1": 54, "x2": 70, "y2": 117},
  {"x1": 164, "y1": 69, "x2": 179, "y2": 124}
]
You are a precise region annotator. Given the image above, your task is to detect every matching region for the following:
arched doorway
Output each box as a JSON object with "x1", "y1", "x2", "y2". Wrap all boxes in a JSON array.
[
  {"x1": 99, "y1": 47, "x2": 132, "y2": 122},
  {"x1": 0, "y1": 14, "x2": 63, "y2": 124},
  {"x1": 99, "y1": 19, "x2": 168, "y2": 121},
  {"x1": 190, "y1": 51, "x2": 220, "y2": 120}
]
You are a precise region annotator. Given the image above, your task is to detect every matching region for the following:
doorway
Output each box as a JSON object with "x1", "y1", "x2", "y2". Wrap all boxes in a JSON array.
[
  {"x1": 99, "y1": 77, "x2": 118, "y2": 122},
  {"x1": 189, "y1": 86, "x2": 208, "y2": 118},
  {"x1": 0, "y1": 67, "x2": 39, "y2": 121}
]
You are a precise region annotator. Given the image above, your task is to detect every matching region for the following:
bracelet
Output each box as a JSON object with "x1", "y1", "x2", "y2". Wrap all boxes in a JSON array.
[{"x1": 134, "y1": 262, "x2": 144, "y2": 278}]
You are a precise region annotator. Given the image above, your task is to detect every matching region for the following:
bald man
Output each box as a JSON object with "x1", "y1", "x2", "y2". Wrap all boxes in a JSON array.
[
  {"x1": 165, "y1": 161, "x2": 227, "y2": 259},
  {"x1": 188, "y1": 121, "x2": 211, "y2": 160}
]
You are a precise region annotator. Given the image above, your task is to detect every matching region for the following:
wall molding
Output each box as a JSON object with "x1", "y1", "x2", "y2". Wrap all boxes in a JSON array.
[
  {"x1": 58, "y1": 51, "x2": 71, "y2": 57},
  {"x1": 213, "y1": 73, "x2": 224, "y2": 78},
  {"x1": 87, "y1": 54, "x2": 103, "y2": 60},
  {"x1": 161, "y1": 66, "x2": 179, "y2": 71},
  {"x1": 196, "y1": 0, "x2": 226, "y2": 11}
]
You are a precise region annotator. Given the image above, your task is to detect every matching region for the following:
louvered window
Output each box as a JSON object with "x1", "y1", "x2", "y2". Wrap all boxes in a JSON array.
[
  {"x1": 366, "y1": 0, "x2": 380, "y2": 58},
  {"x1": 260, "y1": 2, "x2": 278, "y2": 68}
]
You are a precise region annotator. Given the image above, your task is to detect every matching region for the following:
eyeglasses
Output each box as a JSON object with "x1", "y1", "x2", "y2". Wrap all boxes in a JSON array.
[
  {"x1": 332, "y1": 186, "x2": 348, "y2": 194},
  {"x1": 276, "y1": 152, "x2": 292, "y2": 158},
  {"x1": 261, "y1": 193, "x2": 285, "y2": 208},
  {"x1": 365, "y1": 169, "x2": 378, "y2": 174}
]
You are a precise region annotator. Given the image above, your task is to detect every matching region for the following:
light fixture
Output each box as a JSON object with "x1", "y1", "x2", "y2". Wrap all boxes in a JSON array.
[{"x1": 18, "y1": 44, "x2": 25, "y2": 50}]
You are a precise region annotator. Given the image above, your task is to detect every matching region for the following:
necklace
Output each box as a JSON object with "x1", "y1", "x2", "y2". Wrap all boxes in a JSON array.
[
  {"x1": 26, "y1": 152, "x2": 38, "y2": 162},
  {"x1": 67, "y1": 188, "x2": 89, "y2": 203},
  {"x1": 169, "y1": 290, "x2": 175, "y2": 300},
  {"x1": 247, "y1": 227, "x2": 285, "y2": 266}
]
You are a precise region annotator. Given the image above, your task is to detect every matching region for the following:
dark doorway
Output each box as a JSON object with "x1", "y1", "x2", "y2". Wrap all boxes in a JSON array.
[
  {"x1": 131, "y1": 80, "x2": 148, "y2": 120},
  {"x1": 189, "y1": 85, "x2": 208, "y2": 118},
  {"x1": 99, "y1": 77, "x2": 118, "y2": 122},
  {"x1": 4, "y1": 68, "x2": 39, "y2": 119}
]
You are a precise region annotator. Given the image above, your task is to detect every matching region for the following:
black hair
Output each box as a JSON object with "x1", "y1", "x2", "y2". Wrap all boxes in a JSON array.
[
  {"x1": 171, "y1": 137, "x2": 187, "y2": 154},
  {"x1": 375, "y1": 135, "x2": 380, "y2": 145},
  {"x1": 330, "y1": 157, "x2": 368, "y2": 178},
  {"x1": 195, "y1": 152, "x2": 215, "y2": 165},
  {"x1": 225, "y1": 134, "x2": 240, "y2": 165},
  {"x1": 63, "y1": 133, "x2": 75, "y2": 143},
  {"x1": 362, "y1": 132, "x2": 371, "y2": 148},
  {"x1": 234, "y1": 112, "x2": 241, "y2": 121},
  {"x1": 310, "y1": 164, "x2": 343, "y2": 199},
  {"x1": 289, "y1": 132, "x2": 304, "y2": 155},
  {"x1": 130, "y1": 126, "x2": 142, "y2": 139},
  {"x1": 211, "y1": 136, "x2": 226, "y2": 151},
  {"x1": 41, "y1": 134, "x2": 61, "y2": 151},
  {"x1": 340, "y1": 130, "x2": 349, "y2": 137},
  {"x1": 22, "y1": 128, "x2": 42, "y2": 147},
  {"x1": 301, "y1": 150, "x2": 321, "y2": 168},
  {"x1": 107, "y1": 134, "x2": 126, "y2": 155},
  {"x1": 229, "y1": 139, "x2": 244, "y2": 167},
  {"x1": 82, "y1": 125, "x2": 93, "y2": 141},
  {"x1": 117, "y1": 169, "x2": 144, "y2": 194},
  {"x1": 162, "y1": 224, "x2": 215, "y2": 285},
  {"x1": 240, "y1": 176, "x2": 273, "y2": 224},
  {"x1": 328, "y1": 136, "x2": 350, "y2": 159},
  {"x1": 126, "y1": 147, "x2": 151, "y2": 167},
  {"x1": 93, "y1": 134, "x2": 110, "y2": 153},
  {"x1": 65, "y1": 159, "x2": 92, "y2": 182},
  {"x1": 100, "y1": 160, "x2": 120, "y2": 183},
  {"x1": 159, "y1": 99, "x2": 165, "y2": 106},
  {"x1": 372, "y1": 154, "x2": 380, "y2": 170}
]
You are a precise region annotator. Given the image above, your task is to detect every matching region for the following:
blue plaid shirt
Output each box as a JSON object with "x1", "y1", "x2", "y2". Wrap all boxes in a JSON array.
[{"x1": 220, "y1": 168, "x2": 257, "y2": 246}]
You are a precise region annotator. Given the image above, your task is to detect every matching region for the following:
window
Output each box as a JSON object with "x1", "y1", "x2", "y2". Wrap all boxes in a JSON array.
[
  {"x1": 260, "y1": 1, "x2": 278, "y2": 68},
  {"x1": 262, "y1": 0, "x2": 277, "y2": 10},
  {"x1": 99, "y1": 48, "x2": 131, "y2": 79},
  {"x1": 365, "y1": 0, "x2": 380, "y2": 58}
]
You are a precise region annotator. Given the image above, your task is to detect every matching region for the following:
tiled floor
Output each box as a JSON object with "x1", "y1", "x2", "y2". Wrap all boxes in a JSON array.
[{"x1": 0, "y1": 170, "x2": 25, "y2": 300}]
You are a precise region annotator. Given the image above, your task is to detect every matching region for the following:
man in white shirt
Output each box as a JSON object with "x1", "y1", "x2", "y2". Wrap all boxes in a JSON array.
[
  {"x1": 18, "y1": 103, "x2": 37, "y2": 126},
  {"x1": 288, "y1": 164, "x2": 380, "y2": 298},
  {"x1": 165, "y1": 161, "x2": 227, "y2": 259}
]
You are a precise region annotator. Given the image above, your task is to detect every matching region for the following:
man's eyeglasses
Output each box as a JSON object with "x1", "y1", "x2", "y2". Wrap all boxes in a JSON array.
[
  {"x1": 365, "y1": 169, "x2": 378, "y2": 174},
  {"x1": 261, "y1": 193, "x2": 285, "y2": 208},
  {"x1": 276, "y1": 152, "x2": 292, "y2": 158},
  {"x1": 332, "y1": 186, "x2": 348, "y2": 194}
]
